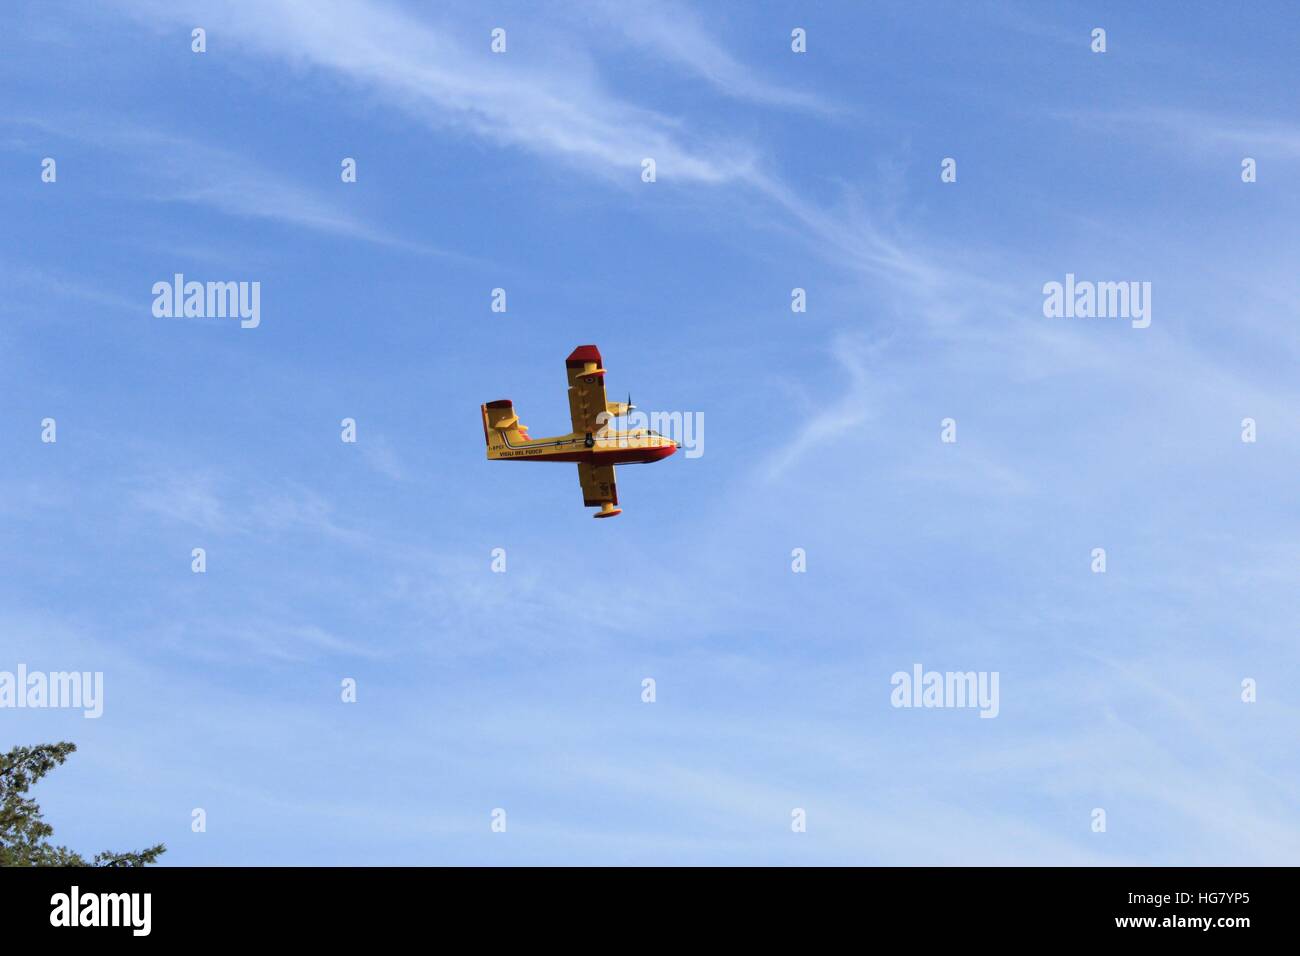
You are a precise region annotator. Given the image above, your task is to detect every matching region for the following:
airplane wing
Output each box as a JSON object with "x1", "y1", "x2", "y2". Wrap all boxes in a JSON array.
[
  {"x1": 566, "y1": 344, "x2": 611, "y2": 437},
  {"x1": 577, "y1": 460, "x2": 618, "y2": 509}
]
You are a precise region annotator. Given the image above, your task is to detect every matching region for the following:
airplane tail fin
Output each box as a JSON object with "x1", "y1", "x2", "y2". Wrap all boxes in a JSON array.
[{"x1": 482, "y1": 400, "x2": 528, "y2": 458}]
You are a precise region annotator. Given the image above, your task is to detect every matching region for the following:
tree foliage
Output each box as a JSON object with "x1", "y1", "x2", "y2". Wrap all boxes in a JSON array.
[{"x1": 0, "y1": 742, "x2": 164, "y2": 867}]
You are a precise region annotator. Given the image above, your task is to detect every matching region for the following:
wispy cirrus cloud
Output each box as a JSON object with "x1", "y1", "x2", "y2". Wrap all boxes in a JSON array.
[
  {"x1": 114, "y1": 0, "x2": 761, "y2": 186},
  {"x1": 585, "y1": 0, "x2": 836, "y2": 115},
  {"x1": 107, "y1": 0, "x2": 940, "y2": 289},
  {"x1": 1057, "y1": 107, "x2": 1300, "y2": 159},
  {"x1": 131, "y1": 469, "x2": 368, "y2": 545},
  {"x1": 5, "y1": 114, "x2": 465, "y2": 258}
]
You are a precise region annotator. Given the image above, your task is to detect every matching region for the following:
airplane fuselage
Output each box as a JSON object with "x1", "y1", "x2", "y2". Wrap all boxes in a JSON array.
[{"x1": 491, "y1": 428, "x2": 677, "y2": 464}]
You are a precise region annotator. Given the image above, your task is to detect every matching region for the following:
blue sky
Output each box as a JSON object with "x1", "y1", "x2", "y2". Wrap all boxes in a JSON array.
[{"x1": 2, "y1": 0, "x2": 1298, "y2": 865}]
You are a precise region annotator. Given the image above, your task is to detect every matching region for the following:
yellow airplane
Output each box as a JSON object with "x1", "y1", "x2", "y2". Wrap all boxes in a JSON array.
[{"x1": 482, "y1": 345, "x2": 677, "y2": 518}]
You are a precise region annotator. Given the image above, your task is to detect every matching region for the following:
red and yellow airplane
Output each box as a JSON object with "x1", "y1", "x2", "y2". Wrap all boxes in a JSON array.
[{"x1": 482, "y1": 345, "x2": 676, "y2": 518}]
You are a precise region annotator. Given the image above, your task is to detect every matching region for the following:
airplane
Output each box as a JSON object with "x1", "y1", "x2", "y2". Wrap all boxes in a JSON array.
[{"x1": 482, "y1": 345, "x2": 676, "y2": 518}]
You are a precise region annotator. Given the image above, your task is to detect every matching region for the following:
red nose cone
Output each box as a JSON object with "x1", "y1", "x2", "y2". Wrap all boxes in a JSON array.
[{"x1": 657, "y1": 443, "x2": 677, "y2": 460}]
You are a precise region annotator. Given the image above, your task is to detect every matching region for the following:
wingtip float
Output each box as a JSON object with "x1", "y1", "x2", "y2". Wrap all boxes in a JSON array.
[{"x1": 482, "y1": 345, "x2": 676, "y2": 518}]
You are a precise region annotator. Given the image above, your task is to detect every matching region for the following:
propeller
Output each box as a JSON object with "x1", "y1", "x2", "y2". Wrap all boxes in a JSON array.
[{"x1": 626, "y1": 392, "x2": 635, "y2": 435}]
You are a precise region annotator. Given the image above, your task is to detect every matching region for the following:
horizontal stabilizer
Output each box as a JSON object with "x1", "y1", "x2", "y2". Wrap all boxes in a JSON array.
[{"x1": 482, "y1": 400, "x2": 528, "y2": 457}]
